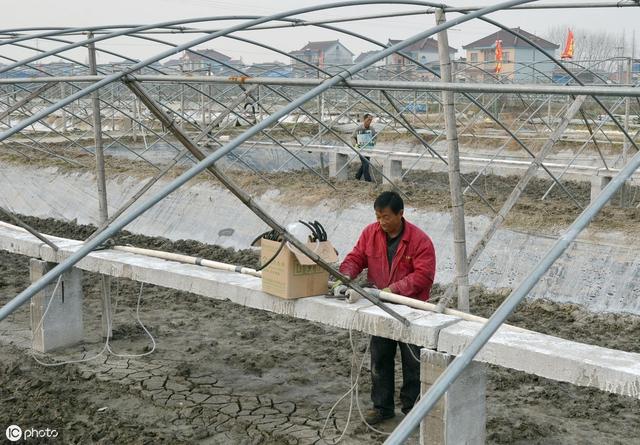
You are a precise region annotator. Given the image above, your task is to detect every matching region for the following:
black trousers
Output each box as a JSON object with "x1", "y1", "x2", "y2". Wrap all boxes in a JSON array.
[
  {"x1": 370, "y1": 335, "x2": 421, "y2": 416},
  {"x1": 355, "y1": 155, "x2": 372, "y2": 182}
]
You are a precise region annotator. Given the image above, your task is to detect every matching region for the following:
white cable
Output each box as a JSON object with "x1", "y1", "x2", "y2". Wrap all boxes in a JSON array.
[
  {"x1": 30, "y1": 276, "x2": 109, "y2": 367},
  {"x1": 321, "y1": 304, "x2": 424, "y2": 441},
  {"x1": 30, "y1": 278, "x2": 156, "y2": 366},
  {"x1": 106, "y1": 282, "x2": 156, "y2": 358},
  {"x1": 320, "y1": 306, "x2": 419, "y2": 440},
  {"x1": 320, "y1": 311, "x2": 367, "y2": 443},
  {"x1": 353, "y1": 333, "x2": 391, "y2": 437}
]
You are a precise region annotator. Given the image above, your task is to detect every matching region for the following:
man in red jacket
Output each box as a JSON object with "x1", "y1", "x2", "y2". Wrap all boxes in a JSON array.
[{"x1": 337, "y1": 191, "x2": 436, "y2": 424}]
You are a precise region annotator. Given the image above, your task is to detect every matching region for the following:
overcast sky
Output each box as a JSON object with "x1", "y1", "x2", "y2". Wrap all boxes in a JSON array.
[{"x1": 1, "y1": 1, "x2": 638, "y2": 65}]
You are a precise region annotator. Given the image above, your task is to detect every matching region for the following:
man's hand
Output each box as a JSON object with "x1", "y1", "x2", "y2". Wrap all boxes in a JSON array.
[{"x1": 331, "y1": 280, "x2": 347, "y2": 297}]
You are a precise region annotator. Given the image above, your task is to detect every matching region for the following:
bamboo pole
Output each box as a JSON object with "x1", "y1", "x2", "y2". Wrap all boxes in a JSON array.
[
  {"x1": 88, "y1": 32, "x2": 112, "y2": 339},
  {"x1": 113, "y1": 245, "x2": 262, "y2": 277},
  {"x1": 372, "y1": 288, "x2": 528, "y2": 332},
  {"x1": 0, "y1": 210, "x2": 59, "y2": 251},
  {"x1": 436, "y1": 8, "x2": 470, "y2": 312}
]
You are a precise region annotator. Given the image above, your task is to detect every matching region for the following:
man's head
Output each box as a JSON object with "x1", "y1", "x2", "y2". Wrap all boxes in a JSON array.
[
  {"x1": 374, "y1": 191, "x2": 404, "y2": 235},
  {"x1": 363, "y1": 113, "x2": 373, "y2": 128}
]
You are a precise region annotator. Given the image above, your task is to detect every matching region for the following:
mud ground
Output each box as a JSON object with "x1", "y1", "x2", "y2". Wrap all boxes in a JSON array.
[{"x1": 1, "y1": 216, "x2": 639, "y2": 444}]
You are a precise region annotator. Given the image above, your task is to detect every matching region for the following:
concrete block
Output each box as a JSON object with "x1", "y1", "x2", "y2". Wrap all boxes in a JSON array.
[
  {"x1": 329, "y1": 152, "x2": 349, "y2": 181},
  {"x1": 29, "y1": 259, "x2": 84, "y2": 352},
  {"x1": 590, "y1": 170, "x2": 612, "y2": 205},
  {"x1": 420, "y1": 349, "x2": 486, "y2": 445},
  {"x1": 383, "y1": 158, "x2": 403, "y2": 184}
]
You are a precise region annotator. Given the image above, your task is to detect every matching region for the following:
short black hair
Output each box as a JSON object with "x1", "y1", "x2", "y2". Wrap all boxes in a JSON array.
[
  {"x1": 374, "y1": 191, "x2": 404, "y2": 214},
  {"x1": 363, "y1": 113, "x2": 373, "y2": 120}
]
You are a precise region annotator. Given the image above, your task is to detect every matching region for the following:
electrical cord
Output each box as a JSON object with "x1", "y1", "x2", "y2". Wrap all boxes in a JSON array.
[
  {"x1": 255, "y1": 237, "x2": 286, "y2": 271},
  {"x1": 30, "y1": 276, "x2": 109, "y2": 367},
  {"x1": 321, "y1": 308, "x2": 422, "y2": 442},
  {"x1": 30, "y1": 278, "x2": 156, "y2": 366},
  {"x1": 252, "y1": 221, "x2": 327, "y2": 272},
  {"x1": 321, "y1": 310, "x2": 367, "y2": 443},
  {"x1": 105, "y1": 282, "x2": 156, "y2": 358}
]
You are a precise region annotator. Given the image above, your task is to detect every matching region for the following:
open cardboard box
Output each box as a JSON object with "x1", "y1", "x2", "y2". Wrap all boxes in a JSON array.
[{"x1": 260, "y1": 238, "x2": 338, "y2": 299}]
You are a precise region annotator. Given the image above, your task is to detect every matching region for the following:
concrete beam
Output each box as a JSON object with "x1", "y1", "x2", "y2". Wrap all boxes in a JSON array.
[
  {"x1": 2, "y1": 223, "x2": 640, "y2": 398},
  {"x1": 0, "y1": 224, "x2": 453, "y2": 350},
  {"x1": 437, "y1": 320, "x2": 640, "y2": 398}
]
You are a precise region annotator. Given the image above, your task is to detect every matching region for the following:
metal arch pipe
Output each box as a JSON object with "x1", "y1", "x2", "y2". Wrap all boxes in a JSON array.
[
  {"x1": 127, "y1": 21, "x2": 436, "y2": 165},
  {"x1": 477, "y1": 15, "x2": 640, "y2": 153},
  {"x1": 0, "y1": 18, "x2": 268, "y2": 73},
  {"x1": 182, "y1": 11, "x2": 564, "y2": 205},
  {"x1": 0, "y1": 2, "x2": 634, "y2": 38},
  {"x1": 309, "y1": 16, "x2": 584, "y2": 207},
  {"x1": 126, "y1": 31, "x2": 407, "y2": 193},
  {"x1": 0, "y1": 2, "x2": 457, "y2": 75},
  {"x1": 1, "y1": 2, "x2": 449, "y2": 141},
  {"x1": 125, "y1": 34, "x2": 342, "y2": 191},
  {"x1": 0, "y1": 44, "x2": 188, "y2": 167},
  {"x1": 384, "y1": 115, "x2": 640, "y2": 445},
  {"x1": 209, "y1": 33, "x2": 449, "y2": 172},
  {"x1": 0, "y1": 0, "x2": 538, "y2": 324}
]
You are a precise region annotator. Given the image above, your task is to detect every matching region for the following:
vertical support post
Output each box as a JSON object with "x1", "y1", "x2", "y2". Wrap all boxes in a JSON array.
[
  {"x1": 30, "y1": 259, "x2": 84, "y2": 353},
  {"x1": 420, "y1": 349, "x2": 486, "y2": 445},
  {"x1": 181, "y1": 83, "x2": 186, "y2": 131},
  {"x1": 132, "y1": 97, "x2": 138, "y2": 143},
  {"x1": 319, "y1": 91, "x2": 325, "y2": 171},
  {"x1": 436, "y1": 9, "x2": 470, "y2": 312},
  {"x1": 329, "y1": 152, "x2": 349, "y2": 181},
  {"x1": 318, "y1": 91, "x2": 324, "y2": 145},
  {"x1": 201, "y1": 83, "x2": 206, "y2": 127},
  {"x1": 61, "y1": 83, "x2": 68, "y2": 131},
  {"x1": 208, "y1": 83, "x2": 213, "y2": 123},
  {"x1": 621, "y1": 56, "x2": 632, "y2": 206},
  {"x1": 383, "y1": 157, "x2": 403, "y2": 184},
  {"x1": 87, "y1": 34, "x2": 109, "y2": 227},
  {"x1": 87, "y1": 33, "x2": 112, "y2": 339}
]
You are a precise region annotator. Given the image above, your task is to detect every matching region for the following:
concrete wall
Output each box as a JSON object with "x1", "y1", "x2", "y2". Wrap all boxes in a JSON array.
[{"x1": 2, "y1": 163, "x2": 640, "y2": 315}]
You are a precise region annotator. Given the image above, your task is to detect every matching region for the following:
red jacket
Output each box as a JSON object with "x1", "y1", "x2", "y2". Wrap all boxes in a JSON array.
[{"x1": 339, "y1": 219, "x2": 436, "y2": 301}]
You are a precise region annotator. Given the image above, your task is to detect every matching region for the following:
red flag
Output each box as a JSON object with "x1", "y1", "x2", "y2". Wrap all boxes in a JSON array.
[
  {"x1": 561, "y1": 29, "x2": 574, "y2": 60},
  {"x1": 495, "y1": 40, "x2": 503, "y2": 74}
]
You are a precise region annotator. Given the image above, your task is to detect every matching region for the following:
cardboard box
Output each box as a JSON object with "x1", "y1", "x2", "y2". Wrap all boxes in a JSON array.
[{"x1": 260, "y1": 238, "x2": 338, "y2": 299}]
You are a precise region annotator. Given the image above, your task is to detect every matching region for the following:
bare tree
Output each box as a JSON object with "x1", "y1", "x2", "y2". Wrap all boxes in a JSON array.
[{"x1": 545, "y1": 25, "x2": 627, "y2": 74}]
